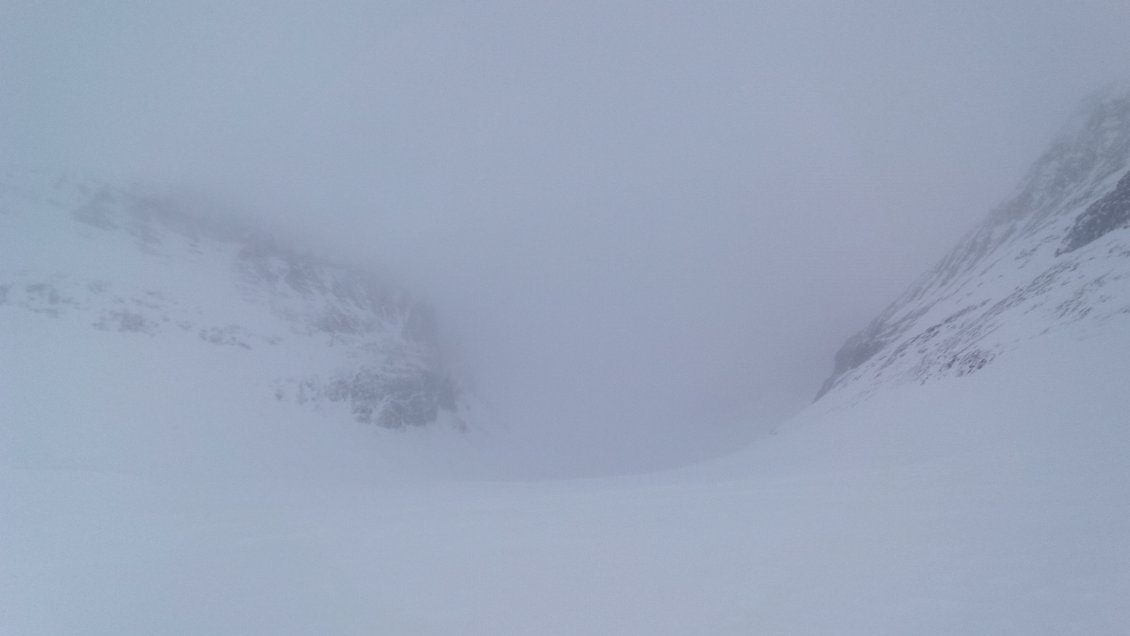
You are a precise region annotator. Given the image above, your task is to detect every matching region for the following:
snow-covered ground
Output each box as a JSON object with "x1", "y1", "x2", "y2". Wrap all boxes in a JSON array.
[{"x1": 3, "y1": 306, "x2": 1128, "y2": 634}]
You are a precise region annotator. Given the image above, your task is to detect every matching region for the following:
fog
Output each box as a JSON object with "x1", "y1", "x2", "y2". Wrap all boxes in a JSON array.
[{"x1": 3, "y1": 1, "x2": 1129, "y2": 473}]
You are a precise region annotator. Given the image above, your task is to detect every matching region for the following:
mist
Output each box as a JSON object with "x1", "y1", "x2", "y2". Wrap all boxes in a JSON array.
[{"x1": 3, "y1": 0, "x2": 1129, "y2": 474}]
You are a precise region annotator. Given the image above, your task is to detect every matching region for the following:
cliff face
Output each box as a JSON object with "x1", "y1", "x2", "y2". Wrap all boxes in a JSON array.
[
  {"x1": 818, "y1": 88, "x2": 1130, "y2": 401},
  {"x1": 0, "y1": 168, "x2": 465, "y2": 429}
]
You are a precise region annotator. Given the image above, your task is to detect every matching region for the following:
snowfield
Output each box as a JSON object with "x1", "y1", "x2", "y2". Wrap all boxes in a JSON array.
[{"x1": 3, "y1": 317, "x2": 1128, "y2": 635}]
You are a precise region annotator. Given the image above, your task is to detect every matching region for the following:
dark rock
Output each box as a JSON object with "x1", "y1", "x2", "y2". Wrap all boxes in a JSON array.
[{"x1": 1058, "y1": 170, "x2": 1130, "y2": 254}]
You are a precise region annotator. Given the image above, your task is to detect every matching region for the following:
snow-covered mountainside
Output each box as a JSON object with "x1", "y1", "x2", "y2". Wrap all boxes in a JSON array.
[
  {"x1": 4, "y1": 279, "x2": 1128, "y2": 635},
  {"x1": 0, "y1": 167, "x2": 465, "y2": 430},
  {"x1": 818, "y1": 86, "x2": 1130, "y2": 401}
]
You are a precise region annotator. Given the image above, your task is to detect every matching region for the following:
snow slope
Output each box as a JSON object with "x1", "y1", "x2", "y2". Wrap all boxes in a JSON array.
[{"x1": 3, "y1": 318, "x2": 1128, "y2": 635}]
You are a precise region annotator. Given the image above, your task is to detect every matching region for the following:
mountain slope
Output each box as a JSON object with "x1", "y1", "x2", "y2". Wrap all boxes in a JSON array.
[
  {"x1": 0, "y1": 168, "x2": 465, "y2": 430},
  {"x1": 818, "y1": 86, "x2": 1130, "y2": 401}
]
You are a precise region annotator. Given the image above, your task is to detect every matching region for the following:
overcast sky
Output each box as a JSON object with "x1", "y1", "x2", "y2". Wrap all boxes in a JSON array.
[{"x1": 3, "y1": 1, "x2": 1129, "y2": 473}]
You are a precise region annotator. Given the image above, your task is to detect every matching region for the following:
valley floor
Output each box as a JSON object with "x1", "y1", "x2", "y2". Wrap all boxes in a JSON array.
[{"x1": 3, "y1": 329, "x2": 1129, "y2": 635}]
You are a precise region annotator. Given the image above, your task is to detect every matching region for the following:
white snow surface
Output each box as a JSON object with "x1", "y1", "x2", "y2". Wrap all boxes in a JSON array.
[{"x1": 3, "y1": 308, "x2": 1129, "y2": 634}]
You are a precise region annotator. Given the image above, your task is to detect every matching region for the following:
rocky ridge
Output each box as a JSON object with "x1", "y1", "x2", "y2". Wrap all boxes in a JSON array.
[
  {"x1": 818, "y1": 87, "x2": 1130, "y2": 401},
  {"x1": 0, "y1": 168, "x2": 464, "y2": 429}
]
